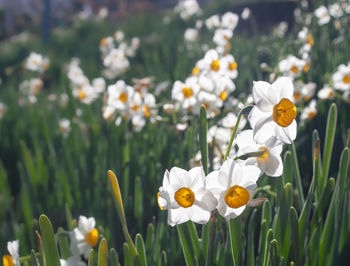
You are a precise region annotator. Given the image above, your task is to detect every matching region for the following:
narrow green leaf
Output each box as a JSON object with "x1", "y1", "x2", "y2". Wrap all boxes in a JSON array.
[
  {"x1": 322, "y1": 103, "x2": 337, "y2": 187},
  {"x1": 247, "y1": 209, "x2": 257, "y2": 266},
  {"x1": 123, "y1": 243, "x2": 134, "y2": 266},
  {"x1": 64, "y1": 203, "x2": 73, "y2": 231},
  {"x1": 57, "y1": 227, "x2": 70, "y2": 259},
  {"x1": 134, "y1": 177, "x2": 143, "y2": 221},
  {"x1": 186, "y1": 222, "x2": 200, "y2": 260},
  {"x1": 88, "y1": 249, "x2": 95, "y2": 266},
  {"x1": 39, "y1": 215, "x2": 60, "y2": 266},
  {"x1": 30, "y1": 250, "x2": 40, "y2": 266},
  {"x1": 145, "y1": 223, "x2": 155, "y2": 254},
  {"x1": 290, "y1": 143, "x2": 304, "y2": 208},
  {"x1": 262, "y1": 229, "x2": 273, "y2": 266},
  {"x1": 158, "y1": 251, "x2": 167, "y2": 266},
  {"x1": 229, "y1": 217, "x2": 243, "y2": 266},
  {"x1": 98, "y1": 238, "x2": 108, "y2": 266},
  {"x1": 177, "y1": 224, "x2": 195, "y2": 266},
  {"x1": 290, "y1": 207, "x2": 300, "y2": 265},
  {"x1": 135, "y1": 234, "x2": 147, "y2": 266},
  {"x1": 110, "y1": 248, "x2": 120, "y2": 266},
  {"x1": 199, "y1": 105, "x2": 208, "y2": 174},
  {"x1": 281, "y1": 151, "x2": 293, "y2": 186},
  {"x1": 270, "y1": 239, "x2": 278, "y2": 266}
]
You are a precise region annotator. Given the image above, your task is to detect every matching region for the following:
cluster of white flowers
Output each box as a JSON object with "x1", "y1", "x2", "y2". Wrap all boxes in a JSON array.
[
  {"x1": 174, "y1": 0, "x2": 201, "y2": 21},
  {"x1": 67, "y1": 58, "x2": 106, "y2": 104},
  {"x1": 103, "y1": 78, "x2": 159, "y2": 131},
  {"x1": 19, "y1": 78, "x2": 44, "y2": 104},
  {"x1": 2, "y1": 240, "x2": 20, "y2": 266},
  {"x1": 100, "y1": 31, "x2": 140, "y2": 79},
  {"x1": 314, "y1": 2, "x2": 350, "y2": 26},
  {"x1": 331, "y1": 61, "x2": 350, "y2": 99},
  {"x1": 25, "y1": 52, "x2": 50, "y2": 73},
  {"x1": 159, "y1": 77, "x2": 297, "y2": 226}
]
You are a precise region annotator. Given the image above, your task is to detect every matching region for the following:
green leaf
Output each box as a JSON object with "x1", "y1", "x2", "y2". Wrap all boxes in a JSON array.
[
  {"x1": 199, "y1": 105, "x2": 208, "y2": 175},
  {"x1": 39, "y1": 215, "x2": 60, "y2": 266},
  {"x1": 321, "y1": 103, "x2": 337, "y2": 188},
  {"x1": 229, "y1": 217, "x2": 243, "y2": 266},
  {"x1": 64, "y1": 203, "x2": 74, "y2": 231},
  {"x1": 110, "y1": 248, "x2": 120, "y2": 266},
  {"x1": 262, "y1": 229, "x2": 273, "y2": 266},
  {"x1": 134, "y1": 176, "x2": 144, "y2": 221},
  {"x1": 177, "y1": 224, "x2": 196, "y2": 266},
  {"x1": 158, "y1": 251, "x2": 167, "y2": 266},
  {"x1": 98, "y1": 238, "x2": 108, "y2": 266},
  {"x1": 30, "y1": 250, "x2": 40, "y2": 266},
  {"x1": 269, "y1": 239, "x2": 278, "y2": 266},
  {"x1": 124, "y1": 243, "x2": 134, "y2": 266},
  {"x1": 290, "y1": 207, "x2": 300, "y2": 265},
  {"x1": 145, "y1": 223, "x2": 155, "y2": 255},
  {"x1": 290, "y1": 143, "x2": 304, "y2": 209},
  {"x1": 186, "y1": 222, "x2": 200, "y2": 261},
  {"x1": 57, "y1": 227, "x2": 70, "y2": 259},
  {"x1": 247, "y1": 209, "x2": 257, "y2": 266},
  {"x1": 88, "y1": 249, "x2": 95, "y2": 266},
  {"x1": 136, "y1": 234, "x2": 147, "y2": 266}
]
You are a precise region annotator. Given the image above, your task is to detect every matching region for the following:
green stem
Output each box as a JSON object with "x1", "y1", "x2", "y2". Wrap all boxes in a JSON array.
[
  {"x1": 224, "y1": 114, "x2": 242, "y2": 161},
  {"x1": 205, "y1": 210, "x2": 217, "y2": 266},
  {"x1": 290, "y1": 142, "x2": 305, "y2": 207},
  {"x1": 19, "y1": 253, "x2": 41, "y2": 262}
]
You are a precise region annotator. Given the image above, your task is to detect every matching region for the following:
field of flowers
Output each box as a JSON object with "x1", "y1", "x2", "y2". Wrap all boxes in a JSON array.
[{"x1": 1, "y1": 0, "x2": 350, "y2": 265}]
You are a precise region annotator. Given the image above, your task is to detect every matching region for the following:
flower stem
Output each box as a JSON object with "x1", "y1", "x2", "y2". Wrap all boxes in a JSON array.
[
  {"x1": 205, "y1": 210, "x2": 218, "y2": 266},
  {"x1": 290, "y1": 142, "x2": 305, "y2": 207}
]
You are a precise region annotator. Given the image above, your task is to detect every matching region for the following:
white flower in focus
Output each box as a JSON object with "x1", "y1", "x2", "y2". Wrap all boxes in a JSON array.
[
  {"x1": 317, "y1": 85, "x2": 335, "y2": 100},
  {"x1": 248, "y1": 77, "x2": 297, "y2": 144},
  {"x1": 60, "y1": 256, "x2": 86, "y2": 266},
  {"x1": 332, "y1": 63, "x2": 350, "y2": 91},
  {"x1": 221, "y1": 12, "x2": 239, "y2": 31},
  {"x1": 184, "y1": 28, "x2": 199, "y2": 42},
  {"x1": 206, "y1": 159, "x2": 260, "y2": 219},
  {"x1": 70, "y1": 216, "x2": 99, "y2": 259},
  {"x1": 314, "y1": 6, "x2": 330, "y2": 25},
  {"x1": 236, "y1": 130, "x2": 283, "y2": 177},
  {"x1": 158, "y1": 166, "x2": 217, "y2": 226},
  {"x1": 2, "y1": 240, "x2": 20, "y2": 266}
]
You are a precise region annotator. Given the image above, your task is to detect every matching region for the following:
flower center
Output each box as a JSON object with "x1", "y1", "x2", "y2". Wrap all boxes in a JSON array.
[
  {"x1": 303, "y1": 62, "x2": 311, "y2": 73},
  {"x1": 307, "y1": 34, "x2": 314, "y2": 46},
  {"x1": 228, "y1": 62, "x2": 237, "y2": 71},
  {"x1": 182, "y1": 87, "x2": 193, "y2": 98},
  {"x1": 85, "y1": 228, "x2": 99, "y2": 247},
  {"x1": 192, "y1": 67, "x2": 200, "y2": 75},
  {"x1": 290, "y1": 65, "x2": 298, "y2": 74},
  {"x1": 307, "y1": 111, "x2": 317, "y2": 120},
  {"x1": 219, "y1": 90, "x2": 227, "y2": 101},
  {"x1": 224, "y1": 185, "x2": 250, "y2": 208},
  {"x1": 174, "y1": 187, "x2": 195, "y2": 208},
  {"x1": 210, "y1": 60, "x2": 220, "y2": 72},
  {"x1": 100, "y1": 37, "x2": 107, "y2": 46},
  {"x1": 272, "y1": 98, "x2": 297, "y2": 127},
  {"x1": 132, "y1": 105, "x2": 139, "y2": 112},
  {"x1": 3, "y1": 255, "x2": 14, "y2": 266},
  {"x1": 119, "y1": 92, "x2": 128, "y2": 102},
  {"x1": 257, "y1": 147, "x2": 269, "y2": 162},
  {"x1": 143, "y1": 105, "x2": 150, "y2": 118},
  {"x1": 78, "y1": 90, "x2": 86, "y2": 100},
  {"x1": 343, "y1": 75, "x2": 350, "y2": 84},
  {"x1": 293, "y1": 92, "x2": 301, "y2": 101}
]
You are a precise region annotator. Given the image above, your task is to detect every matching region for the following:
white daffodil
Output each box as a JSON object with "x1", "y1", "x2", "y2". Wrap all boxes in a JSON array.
[
  {"x1": 329, "y1": 3, "x2": 343, "y2": 18},
  {"x1": 25, "y1": 52, "x2": 50, "y2": 72},
  {"x1": 317, "y1": 84, "x2": 335, "y2": 100},
  {"x1": 70, "y1": 216, "x2": 99, "y2": 259},
  {"x1": 219, "y1": 112, "x2": 247, "y2": 131},
  {"x1": 92, "y1": 77, "x2": 106, "y2": 94},
  {"x1": 196, "y1": 90, "x2": 220, "y2": 117},
  {"x1": 206, "y1": 159, "x2": 260, "y2": 219},
  {"x1": 212, "y1": 75, "x2": 235, "y2": 107},
  {"x1": 198, "y1": 49, "x2": 223, "y2": 74},
  {"x1": 2, "y1": 240, "x2": 20, "y2": 266},
  {"x1": 99, "y1": 36, "x2": 114, "y2": 55},
  {"x1": 221, "y1": 54, "x2": 238, "y2": 79},
  {"x1": 205, "y1": 15, "x2": 221, "y2": 30},
  {"x1": 300, "y1": 99, "x2": 317, "y2": 124},
  {"x1": 278, "y1": 55, "x2": 305, "y2": 79},
  {"x1": 221, "y1": 12, "x2": 239, "y2": 31},
  {"x1": 172, "y1": 77, "x2": 199, "y2": 111},
  {"x1": 213, "y1": 29, "x2": 233, "y2": 48},
  {"x1": 158, "y1": 166, "x2": 217, "y2": 226},
  {"x1": 184, "y1": 28, "x2": 199, "y2": 42},
  {"x1": 236, "y1": 130, "x2": 283, "y2": 177},
  {"x1": 314, "y1": 5, "x2": 330, "y2": 25},
  {"x1": 60, "y1": 256, "x2": 86, "y2": 266},
  {"x1": 248, "y1": 77, "x2": 297, "y2": 144},
  {"x1": 332, "y1": 63, "x2": 350, "y2": 91},
  {"x1": 107, "y1": 80, "x2": 134, "y2": 114},
  {"x1": 293, "y1": 80, "x2": 316, "y2": 102}
]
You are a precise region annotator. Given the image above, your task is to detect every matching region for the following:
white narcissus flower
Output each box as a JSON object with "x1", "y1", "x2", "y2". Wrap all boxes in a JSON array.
[
  {"x1": 205, "y1": 14, "x2": 220, "y2": 30},
  {"x1": 221, "y1": 12, "x2": 239, "y2": 31},
  {"x1": 332, "y1": 63, "x2": 350, "y2": 91},
  {"x1": 70, "y1": 216, "x2": 99, "y2": 259},
  {"x1": 60, "y1": 256, "x2": 86, "y2": 266},
  {"x1": 221, "y1": 54, "x2": 238, "y2": 79},
  {"x1": 278, "y1": 55, "x2": 305, "y2": 79},
  {"x1": 236, "y1": 130, "x2": 283, "y2": 177},
  {"x1": 317, "y1": 85, "x2": 335, "y2": 100},
  {"x1": 157, "y1": 166, "x2": 217, "y2": 226},
  {"x1": 248, "y1": 77, "x2": 297, "y2": 144},
  {"x1": 206, "y1": 159, "x2": 260, "y2": 219},
  {"x1": 212, "y1": 29, "x2": 233, "y2": 48},
  {"x1": 300, "y1": 99, "x2": 317, "y2": 124},
  {"x1": 171, "y1": 77, "x2": 199, "y2": 111},
  {"x1": 314, "y1": 5, "x2": 330, "y2": 25},
  {"x1": 2, "y1": 240, "x2": 20, "y2": 265},
  {"x1": 184, "y1": 28, "x2": 199, "y2": 42}
]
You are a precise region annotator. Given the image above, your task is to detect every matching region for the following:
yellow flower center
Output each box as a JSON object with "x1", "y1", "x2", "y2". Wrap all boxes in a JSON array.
[
  {"x1": 307, "y1": 34, "x2": 314, "y2": 46},
  {"x1": 100, "y1": 37, "x2": 107, "y2": 46},
  {"x1": 257, "y1": 147, "x2": 269, "y2": 163},
  {"x1": 224, "y1": 185, "x2": 250, "y2": 208},
  {"x1": 119, "y1": 92, "x2": 128, "y2": 103},
  {"x1": 3, "y1": 255, "x2": 14, "y2": 266},
  {"x1": 303, "y1": 62, "x2": 311, "y2": 73},
  {"x1": 203, "y1": 102, "x2": 210, "y2": 110},
  {"x1": 143, "y1": 105, "x2": 150, "y2": 118},
  {"x1": 182, "y1": 87, "x2": 193, "y2": 98},
  {"x1": 192, "y1": 67, "x2": 200, "y2": 76},
  {"x1": 303, "y1": 96, "x2": 311, "y2": 102},
  {"x1": 307, "y1": 111, "x2": 317, "y2": 120},
  {"x1": 132, "y1": 105, "x2": 139, "y2": 112},
  {"x1": 85, "y1": 228, "x2": 99, "y2": 247},
  {"x1": 210, "y1": 60, "x2": 220, "y2": 72},
  {"x1": 273, "y1": 98, "x2": 297, "y2": 127},
  {"x1": 78, "y1": 90, "x2": 86, "y2": 100},
  {"x1": 328, "y1": 90, "x2": 334, "y2": 98},
  {"x1": 228, "y1": 61, "x2": 237, "y2": 71},
  {"x1": 44, "y1": 62, "x2": 50, "y2": 70},
  {"x1": 157, "y1": 192, "x2": 165, "y2": 210},
  {"x1": 219, "y1": 90, "x2": 227, "y2": 101},
  {"x1": 174, "y1": 187, "x2": 195, "y2": 208},
  {"x1": 290, "y1": 65, "x2": 298, "y2": 74},
  {"x1": 343, "y1": 75, "x2": 350, "y2": 84},
  {"x1": 293, "y1": 92, "x2": 301, "y2": 101}
]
